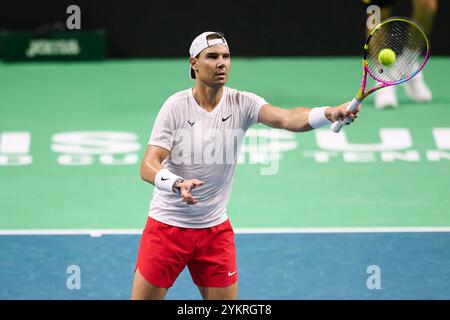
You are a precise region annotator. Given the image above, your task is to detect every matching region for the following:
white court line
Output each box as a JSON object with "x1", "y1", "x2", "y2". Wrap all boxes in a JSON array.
[
  {"x1": 0, "y1": 229, "x2": 141, "y2": 237},
  {"x1": 1, "y1": 227, "x2": 450, "y2": 236},
  {"x1": 236, "y1": 227, "x2": 450, "y2": 233}
]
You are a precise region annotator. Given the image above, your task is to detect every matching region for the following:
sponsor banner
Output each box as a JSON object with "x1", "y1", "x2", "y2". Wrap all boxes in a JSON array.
[{"x1": 1, "y1": 30, "x2": 106, "y2": 62}]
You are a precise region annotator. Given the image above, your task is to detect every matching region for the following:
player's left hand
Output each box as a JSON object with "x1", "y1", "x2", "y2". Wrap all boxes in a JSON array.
[
  {"x1": 175, "y1": 178, "x2": 204, "y2": 205},
  {"x1": 326, "y1": 101, "x2": 360, "y2": 124}
]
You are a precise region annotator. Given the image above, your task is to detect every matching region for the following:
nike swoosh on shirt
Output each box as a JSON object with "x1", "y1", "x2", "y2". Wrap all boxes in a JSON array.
[
  {"x1": 228, "y1": 271, "x2": 237, "y2": 276},
  {"x1": 161, "y1": 177, "x2": 169, "y2": 181},
  {"x1": 222, "y1": 115, "x2": 232, "y2": 122}
]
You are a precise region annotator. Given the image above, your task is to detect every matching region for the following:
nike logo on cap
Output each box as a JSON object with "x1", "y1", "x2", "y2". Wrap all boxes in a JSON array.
[
  {"x1": 222, "y1": 114, "x2": 232, "y2": 122},
  {"x1": 161, "y1": 177, "x2": 169, "y2": 181},
  {"x1": 228, "y1": 270, "x2": 237, "y2": 276}
]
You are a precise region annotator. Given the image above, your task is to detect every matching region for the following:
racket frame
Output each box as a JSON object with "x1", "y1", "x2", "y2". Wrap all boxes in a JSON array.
[{"x1": 331, "y1": 17, "x2": 430, "y2": 132}]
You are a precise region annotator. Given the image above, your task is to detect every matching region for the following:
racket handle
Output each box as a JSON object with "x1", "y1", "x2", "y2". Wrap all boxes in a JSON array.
[{"x1": 331, "y1": 98, "x2": 361, "y2": 133}]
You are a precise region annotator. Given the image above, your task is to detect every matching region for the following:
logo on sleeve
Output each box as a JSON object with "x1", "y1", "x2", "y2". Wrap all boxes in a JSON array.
[
  {"x1": 161, "y1": 177, "x2": 170, "y2": 181},
  {"x1": 187, "y1": 120, "x2": 195, "y2": 127}
]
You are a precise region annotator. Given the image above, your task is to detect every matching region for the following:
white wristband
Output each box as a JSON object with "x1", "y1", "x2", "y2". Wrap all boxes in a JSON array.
[
  {"x1": 308, "y1": 107, "x2": 332, "y2": 129},
  {"x1": 155, "y1": 168, "x2": 183, "y2": 194}
]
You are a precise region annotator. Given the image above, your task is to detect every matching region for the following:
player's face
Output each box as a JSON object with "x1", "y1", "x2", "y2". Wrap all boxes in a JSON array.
[{"x1": 194, "y1": 45, "x2": 231, "y2": 87}]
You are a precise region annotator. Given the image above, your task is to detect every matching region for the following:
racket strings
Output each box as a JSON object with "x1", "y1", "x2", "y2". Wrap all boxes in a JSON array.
[
  {"x1": 370, "y1": 27, "x2": 420, "y2": 79},
  {"x1": 366, "y1": 19, "x2": 428, "y2": 84},
  {"x1": 369, "y1": 24, "x2": 425, "y2": 81}
]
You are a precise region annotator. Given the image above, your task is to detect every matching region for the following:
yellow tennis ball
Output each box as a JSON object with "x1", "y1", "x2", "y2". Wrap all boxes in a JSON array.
[{"x1": 378, "y1": 49, "x2": 396, "y2": 67}]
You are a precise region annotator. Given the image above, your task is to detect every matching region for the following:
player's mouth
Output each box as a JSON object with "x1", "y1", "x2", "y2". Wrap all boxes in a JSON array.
[{"x1": 216, "y1": 72, "x2": 227, "y2": 78}]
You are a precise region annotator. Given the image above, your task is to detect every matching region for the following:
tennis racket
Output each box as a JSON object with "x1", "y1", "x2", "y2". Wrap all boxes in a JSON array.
[{"x1": 331, "y1": 17, "x2": 430, "y2": 133}]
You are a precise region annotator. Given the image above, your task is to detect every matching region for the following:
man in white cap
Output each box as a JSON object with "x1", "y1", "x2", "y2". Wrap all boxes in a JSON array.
[{"x1": 131, "y1": 31, "x2": 358, "y2": 300}]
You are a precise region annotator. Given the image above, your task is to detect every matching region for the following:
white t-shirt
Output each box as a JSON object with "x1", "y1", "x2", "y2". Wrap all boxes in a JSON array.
[{"x1": 147, "y1": 86, "x2": 268, "y2": 228}]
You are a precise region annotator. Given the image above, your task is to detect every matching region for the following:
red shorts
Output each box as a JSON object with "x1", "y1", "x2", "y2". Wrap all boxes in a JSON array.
[{"x1": 135, "y1": 217, "x2": 238, "y2": 288}]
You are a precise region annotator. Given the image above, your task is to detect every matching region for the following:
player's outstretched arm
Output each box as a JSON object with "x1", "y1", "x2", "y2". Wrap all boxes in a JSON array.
[{"x1": 258, "y1": 102, "x2": 358, "y2": 132}]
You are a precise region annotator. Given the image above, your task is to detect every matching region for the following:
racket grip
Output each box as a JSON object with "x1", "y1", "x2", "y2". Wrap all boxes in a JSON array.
[{"x1": 331, "y1": 98, "x2": 361, "y2": 133}]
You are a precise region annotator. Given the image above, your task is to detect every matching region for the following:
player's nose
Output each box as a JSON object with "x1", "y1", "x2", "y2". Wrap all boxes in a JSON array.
[{"x1": 217, "y1": 55, "x2": 228, "y2": 67}]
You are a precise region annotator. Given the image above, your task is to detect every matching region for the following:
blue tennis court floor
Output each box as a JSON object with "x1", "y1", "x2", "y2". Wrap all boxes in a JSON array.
[{"x1": 1, "y1": 231, "x2": 449, "y2": 299}]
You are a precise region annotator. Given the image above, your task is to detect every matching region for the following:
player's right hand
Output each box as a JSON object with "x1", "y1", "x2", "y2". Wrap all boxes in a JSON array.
[
  {"x1": 326, "y1": 101, "x2": 361, "y2": 123},
  {"x1": 175, "y1": 179, "x2": 204, "y2": 205}
]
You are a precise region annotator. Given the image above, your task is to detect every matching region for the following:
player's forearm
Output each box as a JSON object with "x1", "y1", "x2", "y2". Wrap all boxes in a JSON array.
[
  {"x1": 140, "y1": 160, "x2": 163, "y2": 185},
  {"x1": 284, "y1": 107, "x2": 314, "y2": 132}
]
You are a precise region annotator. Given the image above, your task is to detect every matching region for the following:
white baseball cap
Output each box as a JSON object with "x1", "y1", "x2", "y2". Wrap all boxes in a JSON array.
[{"x1": 189, "y1": 31, "x2": 228, "y2": 79}]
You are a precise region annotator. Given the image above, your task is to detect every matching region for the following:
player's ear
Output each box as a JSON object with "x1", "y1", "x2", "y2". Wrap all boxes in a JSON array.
[{"x1": 190, "y1": 57, "x2": 198, "y2": 72}]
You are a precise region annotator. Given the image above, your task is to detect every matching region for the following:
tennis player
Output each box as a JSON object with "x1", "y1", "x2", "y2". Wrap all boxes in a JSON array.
[{"x1": 131, "y1": 31, "x2": 359, "y2": 300}]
